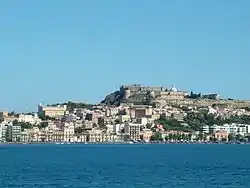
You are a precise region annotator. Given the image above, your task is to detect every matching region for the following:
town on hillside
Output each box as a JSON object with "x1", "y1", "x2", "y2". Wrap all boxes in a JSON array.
[{"x1": 1, "y1": 84, "x2": 250, "y2": 144}]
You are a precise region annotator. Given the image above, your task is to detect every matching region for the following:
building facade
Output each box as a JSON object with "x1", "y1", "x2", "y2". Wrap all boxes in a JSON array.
[
  {"x1": 7, "y1": 125, "x2": 21, "y2": 142},
  {"x1": 38, "y1": 103, "x2": 67, "y2": 118},
  {"x1": 124, "y1": 123, "x2": 141, "y2": 141}
]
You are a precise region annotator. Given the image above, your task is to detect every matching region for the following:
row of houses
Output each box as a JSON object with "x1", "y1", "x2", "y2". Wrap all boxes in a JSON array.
[
  {"x1": 203, "y1": 124, "x2": 250, "y2": 136},
  {"x1": 0, "y1": 121, "x2": 151, "y2": 143}
]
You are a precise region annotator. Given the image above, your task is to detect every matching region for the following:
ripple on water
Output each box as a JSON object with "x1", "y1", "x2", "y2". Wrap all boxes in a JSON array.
[{"x1": 0, "y1": 144, "x2": 250, "y2": 188}]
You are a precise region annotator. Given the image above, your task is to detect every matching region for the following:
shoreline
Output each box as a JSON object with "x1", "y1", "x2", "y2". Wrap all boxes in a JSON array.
[{"x1": 0, "y1": 141, "x2": 249, "y2": 145}]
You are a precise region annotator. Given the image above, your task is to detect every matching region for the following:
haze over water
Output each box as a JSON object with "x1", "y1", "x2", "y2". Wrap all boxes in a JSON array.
[{"x1": 1, "y1": 144, "x2": 250, "y2": 187}]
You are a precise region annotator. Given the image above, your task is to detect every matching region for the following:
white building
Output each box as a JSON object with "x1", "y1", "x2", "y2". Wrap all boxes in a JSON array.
[
  {"x1": 0, "y1": 122, "x2": 7, "y2": 142},
  {"x1": 203, "y1": 124, "x2": 250, "y2": 136},
  {"x1": 236, "y1": 124, "x2": 250, "y2": 136},
  {"x1": 202, "y1": 125, "x2": 210, "y2": 134},
  {"x1": 63, "y1": 123, "x2": 75, "y2": 142},
  {"x1": 0, "y1": 121, "x2": 13, "y2": 142},
  {"x1": 106, "y1": 124, "x2": 114, "y2": 133},
  {"x1": 113, "y1": 124, "x2": 124, "y2": 134},
  {"x1": 6, "y1": 125, "x2": 22, "y2": 142},
  {"x1": 18, "y1": 114, "x2": 41, "y2": 125},
  {"x1": 124, "y1": 123, "x2": 141, "y2": 141},
  {"x1": 105, "y1": 108, "x2": 119, "y2": 117}
]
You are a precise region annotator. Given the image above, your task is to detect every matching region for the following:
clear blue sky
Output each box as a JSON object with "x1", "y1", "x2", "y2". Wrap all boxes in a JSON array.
[{"x1": 0, "y1": 0, "x2": 249, "y2": 112}]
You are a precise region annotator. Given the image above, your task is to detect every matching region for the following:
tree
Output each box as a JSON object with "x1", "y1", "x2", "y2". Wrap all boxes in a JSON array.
[
  {"x1": 38, "y1": 113, "x2": 56, "y2": 121},
  {"x1": 18, "y1": 122, "x2": 33, "y2": 131},
  {"x1": 75, "y1": 127, "x2": 84, "y2": 134},
  {"x1": 209, "y1": 137, "x2": 217, "y2": 142},
  {"x1": 146, "y1": 123, "x2": 152, "y2": 129},
  {"x1": 165, "y1": 135, "x2": 169, "y2": 141},
  {"x1": 93, "y1": 123, "x2": 98, "y2": 128},
  {"x1": 235, "y1": 134, "x2": 246, "y2": 142},
  {"x1": 172, "y1": 134, "x2": 177, "y2": 141},
  {"x1": 197, "y1": 133, "x2": 204, "y2": 141},
  {"x1": 38, "y1": 122, "x2": 48, "y2": 129},
  {"x1": 156, "y1": 115, "x2": 189, "y2": 131},
  {"x1": 62, "y1": 101, "x2": 94, "y2": 113},
  {"x1": 114, "y1": 119, "x2": 120, "y2": 124},
  {"x1": 151, "y1": 127, "x2": 157, "y2": 132},
  {"x1": 188, "y1": 134, "x2": 192, "y2": 141},
  {"x1": 13, "y1": 120, "x2": 19, "y2": 125},
  {"x1": 183, "y1": 134, "x2": 189, "y2": 141},
  {"x1": 228, "y1": 133, "x2": 235, "y2": 142},
  {"x1": 176, "y1": 134, "x2": 182, "y2": 141},
  {"x1": 150, "y1": 132, "x2": 162, "y2": 141},
  {"x1": 168, "y1": 134, "x2": 173, "y2": 141}
]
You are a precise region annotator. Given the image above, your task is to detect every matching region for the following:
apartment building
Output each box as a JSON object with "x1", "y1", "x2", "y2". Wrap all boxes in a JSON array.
[
  {"x1": 213, "y1": 130, "x2": 229, "y2": 141},
  {"x1": 0, "y1": 123, "x2": 7, "y2": 142},
  {"x1": 124, "y1": 123, "x2": 141, "y2": 141},
  {"x1": 203, "y1": 124, "x2": 250, "y2": 136},
  {"x1": 63, "y1": 124, "x2": 75, "y2": 142},
  {"x1": 6, "y1": 125, "x2": 21, "y2": 142},
  {"x1": 18, "y1": 113, "x2": 41, "y2": 125},
  {"x1": 88, "y1": 132, "x2": 117, "y2": 142}
]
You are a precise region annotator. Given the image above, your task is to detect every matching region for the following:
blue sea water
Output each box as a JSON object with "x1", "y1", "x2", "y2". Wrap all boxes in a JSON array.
[{"x1": 0, "y1": 144, "x2": 250, "y2": 188}]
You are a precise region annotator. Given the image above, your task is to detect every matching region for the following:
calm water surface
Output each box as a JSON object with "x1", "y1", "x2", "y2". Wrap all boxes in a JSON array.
[{"x1": 0, "y1": 144, "x2": 250, "y2": 188}]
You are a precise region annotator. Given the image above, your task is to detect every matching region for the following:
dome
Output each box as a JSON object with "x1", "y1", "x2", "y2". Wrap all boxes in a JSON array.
[{"x1": 171, "y1": 85, "x2": 178, "y2": 92}]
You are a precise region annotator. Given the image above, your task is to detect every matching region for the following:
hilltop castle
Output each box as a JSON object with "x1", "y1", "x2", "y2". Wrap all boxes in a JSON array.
[
  {"x1": 101, "y1": 84, "x2": 250, "y2": 109},
  {"x1": 120, "y1": 84, "x2": 188, "y2": 105}
]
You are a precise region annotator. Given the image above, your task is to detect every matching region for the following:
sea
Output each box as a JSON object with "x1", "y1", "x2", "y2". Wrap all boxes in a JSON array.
[{"x1": 0, "y1": 144, "x2": 250, "y2": 188}]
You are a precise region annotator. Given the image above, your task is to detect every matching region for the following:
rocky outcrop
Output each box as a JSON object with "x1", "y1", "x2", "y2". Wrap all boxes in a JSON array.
[
  {"x1": 100, "y1": 91, "x2": 123, "y2": 106},
  {"x1": 100, "y1": 90, "x2": 154, "y2": 106}
]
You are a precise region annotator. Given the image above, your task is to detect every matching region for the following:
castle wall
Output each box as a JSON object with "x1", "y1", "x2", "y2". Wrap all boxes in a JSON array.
[
  {"x1": 119, "y1": 84, "x2": 250, "y2": 109},
  {"x1": 165, "y1": 99, "x2": 250, "y2": 108}
]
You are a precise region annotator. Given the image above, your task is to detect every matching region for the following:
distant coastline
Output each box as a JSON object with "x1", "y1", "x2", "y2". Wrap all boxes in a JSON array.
[{"x1": 1, "y1": 84, "x2": 250, "y2": 145}]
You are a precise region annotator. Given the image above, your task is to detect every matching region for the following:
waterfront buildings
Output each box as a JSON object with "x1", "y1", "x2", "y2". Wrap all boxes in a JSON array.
[
  {"x1": 203, "y1": 124, "x2": 250, "y2": 136},
  {"x1": 1, "y1": 84, "x2": 250, "y2": 144},
  {"x1": 6, "y1": 125, "x2": 22, "y2": 142},
  {"x1": 124, "y1": 123, "x2": 141, "y2": 141},
  {"x1": 140, "y1": 129, "x2": 153, "y2": 142},
  {"x1": 63, "y1": 123, "x2": 75, "y2": 142},
  {"x1": 0, "y1": 123, "x2": 7, "y2": 142},
  {"x1": 213, "y1": 130, "x2": 229, "y2": 141}
]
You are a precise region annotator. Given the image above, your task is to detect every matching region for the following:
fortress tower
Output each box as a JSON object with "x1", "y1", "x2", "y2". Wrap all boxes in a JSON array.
[{"x1": 124, "y1": 89, "x2": 131, "y2": 99}]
